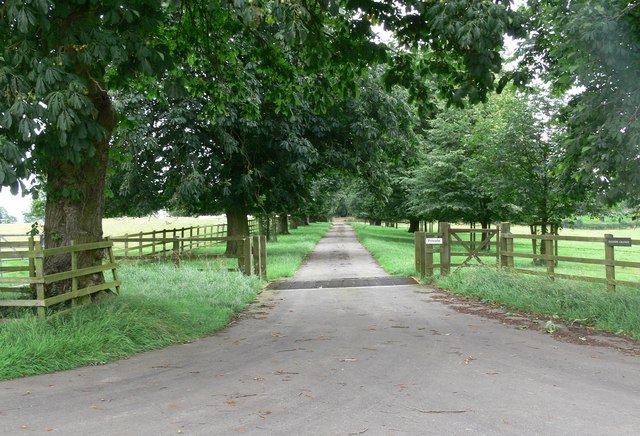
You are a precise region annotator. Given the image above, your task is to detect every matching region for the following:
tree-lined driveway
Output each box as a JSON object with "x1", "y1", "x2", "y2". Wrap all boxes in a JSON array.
[{"x1": 1, "y1": 224, "x2": 639, "y2": 435}]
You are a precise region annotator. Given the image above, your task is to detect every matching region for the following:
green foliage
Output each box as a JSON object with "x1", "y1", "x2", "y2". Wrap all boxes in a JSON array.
[
  {"x1": 520, "y1": 0, "x2": 640, "y2": 206},
  {"x1": 405, "y1": 89, "x2": 590, "y2": 226},
  {"x1": 22, "y1": 192, "x2": 45, "y2": 223},
  {"x1": 0, "y1": 0, "x2": 169, "y2": 194}
]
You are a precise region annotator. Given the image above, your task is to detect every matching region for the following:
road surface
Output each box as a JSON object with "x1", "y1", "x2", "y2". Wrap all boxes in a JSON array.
[{"x1": 1, "y1": 223, "x2": 639, "y2": 435}]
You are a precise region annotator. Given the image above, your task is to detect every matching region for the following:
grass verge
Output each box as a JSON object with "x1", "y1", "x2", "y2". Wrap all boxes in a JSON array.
[
  {"x1": 350, "y1": 223, "x2": 415, "y2": 276},
  {"x1": 351, "y1": 223, "x2": 640, "y2": 340},
  {"x1": 436, "y1": 267, "x2": 640, "y2": 339},
  {"x1": 0, "y1": 222, "x2": 330, "y2": 380}
]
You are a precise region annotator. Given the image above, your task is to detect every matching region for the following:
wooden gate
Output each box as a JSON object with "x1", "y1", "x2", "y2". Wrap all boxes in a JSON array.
[{"x1": 414, "y1": 222, "x2": 500, "y2": 276}]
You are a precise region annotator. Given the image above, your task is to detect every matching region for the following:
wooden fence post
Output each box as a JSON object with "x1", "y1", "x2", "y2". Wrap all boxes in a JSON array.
[
  {"x1": 138, "y1": 232, "x2": 143, "y2": 256},
  {"x1": 414, "y1": 232, "x2": 425, "y2": 276},
  {"x1": 499, "y1": 222, "x2": 513, "y2": 268},
  {"x1": 34, "y1": 241, "x2": 45, "y2": 318},
  {"x1": 260, "y1": 235, "x2": 267, "y2": 279},
  {"x1": 544, "y1": 238, "x2": 555, "y2": 276},
  {"x1": 105, "y1": 239, "x2": 121, "y2": 294},
  {"x1": 162, "y1": 229, "x2": 167, "y2": 254},
  {"x1": 440, "y1": 222, "x2": 451, "y2": 276},
  {"x1": 425, "y1": 241, "x2": 434, "y2": 277},
  {"x1": 237, "y1": 237, "x2": 253, "y2": 275},
  {"x1": 172, "y1": 237, "x2": 181, "y2": 267},
  {"x1": 604, "y1": 233, "x2": 616, "y2": 292},
  {"x1": 28, "y1": 236, "x2": 35, "y2": 278},
  {"x1": 71, "y1": 240, "x2": 78, "y2": 306},
  {"x1": 124, "y1": 233, "x2": 129, "y2": 257},
  {"x1": 252, "y1": 236, "x2": 261, "y2": 278}
]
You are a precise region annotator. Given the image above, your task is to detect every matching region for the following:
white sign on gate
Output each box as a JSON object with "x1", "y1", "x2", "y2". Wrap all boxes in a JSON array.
[{"x1": 426, "y1": 238, "x2": 443, "y2": 244}]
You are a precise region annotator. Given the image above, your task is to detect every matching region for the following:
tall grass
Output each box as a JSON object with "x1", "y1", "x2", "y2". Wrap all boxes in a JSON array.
[
  {"x1": 0, "y1": 222, "x2": 330, "y2": 380},
  {"x1": 0, "y1": 264, "x2": 261, "y2": 380}
]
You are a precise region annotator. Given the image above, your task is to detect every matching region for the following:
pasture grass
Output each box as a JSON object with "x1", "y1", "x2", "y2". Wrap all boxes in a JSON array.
[
  {"x1": 351, "y1": 222, "x2": 640, "y2": 340},
  {"x1": 0, "y1": 222, "x2": 329, "y2": 380}
]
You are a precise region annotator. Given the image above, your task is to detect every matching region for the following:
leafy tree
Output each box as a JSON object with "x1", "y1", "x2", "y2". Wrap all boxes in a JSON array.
[
  {"x1": 405, "y1": 89, "x2": 591, "y2": 233},
  {"x1": 519, "y1": 0, "x2": 640, "y2": 205},
  {"x1": 405, "y1": 105, "x2": 503, "y2": 228},
  {"x1": 1, "y1": 0, "x2": 525, "y2": 274},
  {"x1": 0, "y1": 1, "x2": 168, "y2": 287},
  {"x1": 23, "y1": 193, "x2": 46, "y2": 223},
  {"x1": 0, "y1": 206, "x2": 17, "y2": 224}
]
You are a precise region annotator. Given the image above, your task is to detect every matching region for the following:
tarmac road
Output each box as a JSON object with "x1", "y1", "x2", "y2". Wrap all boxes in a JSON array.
[{"x1": 1, "y1": 223, "x2": 639, "y2": 435}]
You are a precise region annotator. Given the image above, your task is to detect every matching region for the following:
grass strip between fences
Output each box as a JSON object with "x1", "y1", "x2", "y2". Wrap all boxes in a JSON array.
[{"x1": 351, "y1": 222, "x2": 640, "y2": 340}]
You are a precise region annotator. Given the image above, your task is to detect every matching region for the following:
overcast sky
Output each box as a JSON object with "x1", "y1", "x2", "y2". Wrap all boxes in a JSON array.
[{"x1": 0, "y1": 188, "x2": 30, "y2": 222}]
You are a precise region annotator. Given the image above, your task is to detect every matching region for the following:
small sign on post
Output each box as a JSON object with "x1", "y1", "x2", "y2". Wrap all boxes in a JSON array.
[
  {"x1": 426, "y1": 238, "x2": 443, "y2": 245},
  {"x1": 606, "y1": 237, "x2": 632, "y2": 247}
]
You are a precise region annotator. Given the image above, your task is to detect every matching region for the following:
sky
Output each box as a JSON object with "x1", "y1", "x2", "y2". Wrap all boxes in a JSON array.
[{"x1": 0, "y1": 188, "x2": 31, "y2": 223}]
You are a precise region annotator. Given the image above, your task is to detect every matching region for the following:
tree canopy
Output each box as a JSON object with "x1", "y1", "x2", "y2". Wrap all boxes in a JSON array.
[{"x1": 519, "y1": 0, "x2": 640, "y2": 206}]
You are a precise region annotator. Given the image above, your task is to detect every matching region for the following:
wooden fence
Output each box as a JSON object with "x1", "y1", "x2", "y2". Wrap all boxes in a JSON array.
[
  {"x1": 415, "y1": 222, "x2": 640, "y2": 292},
  {"x1": 0, "y1": 238, "x2": 121, "y2": 317},
  {"x1": 109, "y1": 234, "x2": 267, "y2": 279},
  {"x1": 498, "y1": 222, "x2": 640, "y2": 292},
  {"x1": 109, "y1": 220, "x2": 258, "y2": 258}
]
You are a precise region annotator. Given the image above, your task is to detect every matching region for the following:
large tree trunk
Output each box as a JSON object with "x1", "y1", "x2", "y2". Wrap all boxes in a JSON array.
[
  {"x1": 278, "y1": 214, "x2": 290, "y2": 235},
  {"x1": 408, "y1": 219, "x2": 419, "y2": 233},
  {"x1": 43, "y1": 81, "x2": 116, "y2": 298},
  {"x1": 225, "y1": 203, "x2": 249, "y2": 256}
]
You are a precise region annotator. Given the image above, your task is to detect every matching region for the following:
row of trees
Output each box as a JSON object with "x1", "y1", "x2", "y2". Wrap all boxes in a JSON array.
[{"x1": 1, "y1": 0, "x2": 638, "y2": 289}]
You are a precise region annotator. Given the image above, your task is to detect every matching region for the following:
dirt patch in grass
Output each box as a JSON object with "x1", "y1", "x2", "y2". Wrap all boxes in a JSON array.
[{"x1": 419, "y1": 285, "x2": 640, "y2": 357}]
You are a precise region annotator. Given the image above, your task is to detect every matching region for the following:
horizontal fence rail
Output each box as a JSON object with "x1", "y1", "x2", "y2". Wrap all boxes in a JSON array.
[{"x1": 415, "y1": 222, "x2": 640, "y2": 292}]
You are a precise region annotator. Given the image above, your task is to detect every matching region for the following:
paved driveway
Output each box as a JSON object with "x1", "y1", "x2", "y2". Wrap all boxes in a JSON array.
[{"x1": 1, "y1": 224, "x2": 639, "y2": 435}]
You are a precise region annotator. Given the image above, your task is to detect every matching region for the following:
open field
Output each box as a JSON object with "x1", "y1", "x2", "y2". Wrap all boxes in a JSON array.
[{"x1": 0, "y1": 215, "x2": 227, "y2": 237}]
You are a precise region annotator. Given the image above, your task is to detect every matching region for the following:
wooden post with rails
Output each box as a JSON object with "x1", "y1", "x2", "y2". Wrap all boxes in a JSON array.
[
  {"x1": 604, "y1": 233, "x2": 616, "y2": 292},
  {"x1": 440, "y1": 222, "x2": 451, "y2": 276}
]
